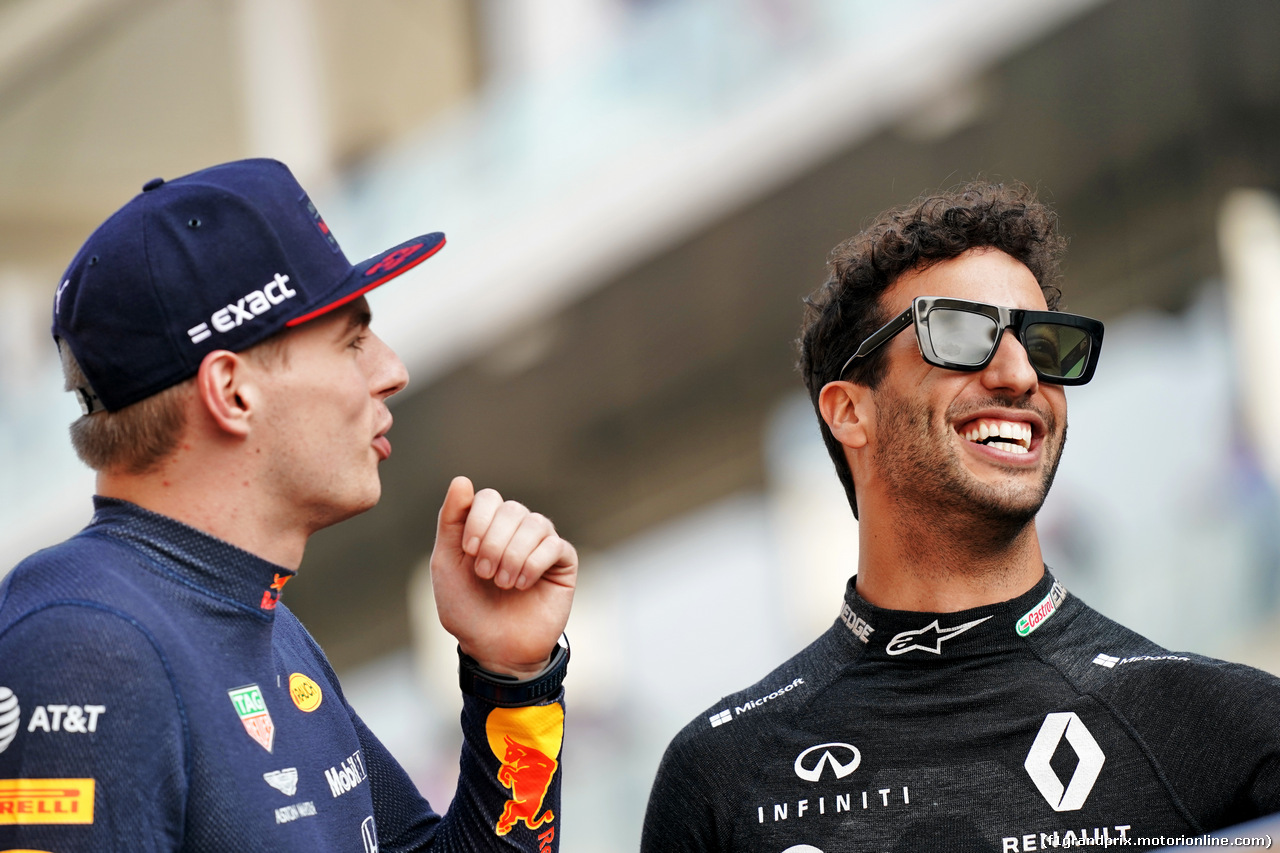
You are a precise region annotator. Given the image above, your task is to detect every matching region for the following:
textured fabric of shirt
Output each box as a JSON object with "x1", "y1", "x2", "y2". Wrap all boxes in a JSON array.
[
  {"x1": 642, "y1": 570, "x2": 1280, "y2": 853},
  {"x1": 0, "y1": 497, "x2": 565, "y2": 852}
]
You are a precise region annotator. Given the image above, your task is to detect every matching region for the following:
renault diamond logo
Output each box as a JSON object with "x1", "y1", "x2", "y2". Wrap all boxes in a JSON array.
[
  {"x1": 794, "y1": 742, "x2": 861, "y2": 782},
  {"x1": 1024, "y1": 712, "x2": 1105, "y2": 811}
]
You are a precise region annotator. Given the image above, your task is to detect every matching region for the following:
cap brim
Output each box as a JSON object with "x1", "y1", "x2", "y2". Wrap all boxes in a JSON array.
[{"x1": 285, "y1": 232, "x2": 446, "y2": 328}]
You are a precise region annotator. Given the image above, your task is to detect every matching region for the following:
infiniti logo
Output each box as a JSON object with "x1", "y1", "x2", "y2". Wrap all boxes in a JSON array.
[{"x1": 793, "y1": 742, "x2": 861, "y2": 782}]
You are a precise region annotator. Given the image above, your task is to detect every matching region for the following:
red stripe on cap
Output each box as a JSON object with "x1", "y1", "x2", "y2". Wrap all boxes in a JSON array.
[{"x1": 285, "y1": 237, "x2": 445, "y2": 327}]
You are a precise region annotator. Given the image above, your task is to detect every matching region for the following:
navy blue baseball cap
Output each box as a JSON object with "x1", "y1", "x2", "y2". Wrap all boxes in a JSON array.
[{"x1": 52, "y1": 158, "x2": 445, "y2": 413}]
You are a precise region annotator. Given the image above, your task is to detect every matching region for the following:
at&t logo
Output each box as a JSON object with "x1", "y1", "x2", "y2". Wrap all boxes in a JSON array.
[
  {"x1": 1023, "y1": 712, "x2": 1105, "y2": 811},
  {"x1": 793, "y1": 742, "x2": 860, "y2": 782}
]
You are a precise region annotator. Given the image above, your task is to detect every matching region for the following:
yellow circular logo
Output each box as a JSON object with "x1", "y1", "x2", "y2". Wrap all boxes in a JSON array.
[{"x1": 288, "y1": 673, "x2": 322, "y2": 712}]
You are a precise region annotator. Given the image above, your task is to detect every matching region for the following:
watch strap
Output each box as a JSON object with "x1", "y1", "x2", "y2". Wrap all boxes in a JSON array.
[{"x1": 458, "y1": 634, "x2": 569, "y2": 707}]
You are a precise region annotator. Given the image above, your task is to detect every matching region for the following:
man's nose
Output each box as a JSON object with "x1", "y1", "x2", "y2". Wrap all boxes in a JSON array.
[
  {"x1": 369, "y1": 332, "x2": 409, "y2": 399},
  {"x1": 980, "y1": 330, "x2": 1038, "y2": 396}
]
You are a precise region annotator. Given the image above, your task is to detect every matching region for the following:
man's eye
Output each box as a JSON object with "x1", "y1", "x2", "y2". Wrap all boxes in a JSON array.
[
  {"x1": 1026, "y1": 337, "x2": 1059, "y2": 366},
  {"x1": 349, "y1": 334, "x2": 367, "y2": 351}
]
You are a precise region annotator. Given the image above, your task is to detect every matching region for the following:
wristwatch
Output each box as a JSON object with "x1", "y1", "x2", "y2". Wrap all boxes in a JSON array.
[{"x1": 458, "y1": 634, "x2": 569, "y2": 707}]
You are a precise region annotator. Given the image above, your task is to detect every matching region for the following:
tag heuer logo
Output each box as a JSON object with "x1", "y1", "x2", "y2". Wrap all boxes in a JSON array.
[{"x1": 229, "y1": 684, "x2": 275, "y2": 752}]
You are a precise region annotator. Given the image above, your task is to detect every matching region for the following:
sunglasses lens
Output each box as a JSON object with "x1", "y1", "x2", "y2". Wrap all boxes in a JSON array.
[
  {"x1": 925, "y1": 309, "x2": 998, "y2": 365},
  {"x1": 1025, "y1": 323, "x2": 1092, "y2": 379}
]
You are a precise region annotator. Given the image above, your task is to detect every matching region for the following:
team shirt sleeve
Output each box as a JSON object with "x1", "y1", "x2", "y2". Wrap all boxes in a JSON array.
[
  {"x1": 349, "y1": 692, "x2": 565, "y2": 853},
  {"x1": 297, "y1": 617, "x2": 566, "y2": 853},
  {"x1": 642, "y1": 729, "x2": 726, "y2": 853},
  {"x1": 0, "y1": 604, "x2": 188, "y2": 852}
]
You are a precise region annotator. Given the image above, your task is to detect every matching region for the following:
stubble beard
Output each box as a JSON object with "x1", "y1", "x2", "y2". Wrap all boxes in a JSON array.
[{"x1": 871, "y1": 386, "x2": 1066, "y2": 557}]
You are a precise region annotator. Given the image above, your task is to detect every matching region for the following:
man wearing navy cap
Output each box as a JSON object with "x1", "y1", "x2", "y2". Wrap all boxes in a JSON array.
[{"x1": 0, "y1": 159, "x2": 575, "y2": 851}]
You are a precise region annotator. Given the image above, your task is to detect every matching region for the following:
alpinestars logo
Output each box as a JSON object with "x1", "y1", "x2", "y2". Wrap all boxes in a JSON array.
[
  {"x1": 886, "y1": 616, "x2": 991, "y2": 655},
  {"x1": 1024, "y1": 712, "x2": 1105, "y2": 811},
  {"x1": 793, "y1": 743, "x2": 861, "y2": 782}
]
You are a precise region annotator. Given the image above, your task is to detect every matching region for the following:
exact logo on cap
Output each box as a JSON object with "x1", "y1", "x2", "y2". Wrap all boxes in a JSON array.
[{"x1": 188, "y1": 274, "x2": 298, "y2": 345}]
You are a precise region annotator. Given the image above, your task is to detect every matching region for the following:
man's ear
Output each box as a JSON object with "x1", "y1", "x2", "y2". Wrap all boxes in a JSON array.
[
  {"x1": 818, "y1": 380, "x2": 872, "y2": 450},
  {"x1": 195, "y1": 350, "x2": 256, "y2": 437}
]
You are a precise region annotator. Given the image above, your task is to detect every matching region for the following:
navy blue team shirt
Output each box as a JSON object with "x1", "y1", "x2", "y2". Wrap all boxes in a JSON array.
[{"x1": 0, "y1": 497, "x2": 565, "y2": 852}]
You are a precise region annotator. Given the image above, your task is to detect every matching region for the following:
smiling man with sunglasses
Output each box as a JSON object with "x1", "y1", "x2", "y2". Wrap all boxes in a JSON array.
[{"x1": 642, "y1": 182, "x2": 1280, "y2": 852}]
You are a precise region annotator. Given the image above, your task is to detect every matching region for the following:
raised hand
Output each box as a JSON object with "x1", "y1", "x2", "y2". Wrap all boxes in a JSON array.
[{"x1": 430, "y1": 476, "x2": 577, "y2": 678}]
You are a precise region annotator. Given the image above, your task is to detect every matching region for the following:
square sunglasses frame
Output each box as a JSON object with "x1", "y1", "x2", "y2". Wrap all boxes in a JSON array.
[{"x1": 838, "y1": 296, "x2": 1105, "y2": 386}]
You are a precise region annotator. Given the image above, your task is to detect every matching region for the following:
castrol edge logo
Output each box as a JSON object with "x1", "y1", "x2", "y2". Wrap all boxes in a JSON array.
[{"x1": 1016, "y1": 581, "x2": 1068, "y2": 637}]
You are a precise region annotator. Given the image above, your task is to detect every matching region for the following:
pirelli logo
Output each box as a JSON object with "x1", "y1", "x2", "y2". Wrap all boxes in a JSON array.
[{"x1": 0, "y1": 778, "x2": 95, "y2": 824}]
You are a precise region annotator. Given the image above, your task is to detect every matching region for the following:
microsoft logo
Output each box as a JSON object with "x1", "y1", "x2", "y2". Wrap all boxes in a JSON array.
[
  {"x1": 1092, "y1": 653, "x2": 1120, "y2": 668},
  {"x1": 709, "y1": 709, "x2": 732, "y2": 728}
]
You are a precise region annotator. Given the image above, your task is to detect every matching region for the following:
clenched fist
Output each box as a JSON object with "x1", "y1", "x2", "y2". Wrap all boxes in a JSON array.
[{"x1": 430, "y1": 476, "x2": 577, "y2": 678}]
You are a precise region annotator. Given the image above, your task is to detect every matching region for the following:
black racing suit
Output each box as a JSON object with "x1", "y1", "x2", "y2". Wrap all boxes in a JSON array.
[{"x1": 642, "y1": 570, "x2": 1280, "y2": 852}]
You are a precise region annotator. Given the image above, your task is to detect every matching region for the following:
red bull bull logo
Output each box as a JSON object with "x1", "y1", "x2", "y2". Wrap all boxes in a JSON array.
[{"x1": 485, "y1": 704, "x2": 564, "y2": 840}]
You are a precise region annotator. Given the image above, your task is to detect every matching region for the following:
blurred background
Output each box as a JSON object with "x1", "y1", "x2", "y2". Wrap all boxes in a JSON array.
[{"x1": 4, "y1": 0, "x2": 1280, "y2": 849}]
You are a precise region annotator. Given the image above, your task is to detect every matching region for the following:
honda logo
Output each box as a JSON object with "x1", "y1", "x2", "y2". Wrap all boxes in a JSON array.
[
  {"x1": 1023, "y1": 712, "x2": 1105, "y2": 811},
  {"x1": 794, "y1": 742, "x2": 861, "y2": 782}
]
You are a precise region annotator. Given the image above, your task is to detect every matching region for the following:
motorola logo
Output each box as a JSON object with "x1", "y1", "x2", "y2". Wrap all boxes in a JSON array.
[
  {"x1": 793, "y1": 742, "x2": 861, "y2": 782},
  {"x1": 1024, "y1": 712, "x2": 1106, "y2": 811}
]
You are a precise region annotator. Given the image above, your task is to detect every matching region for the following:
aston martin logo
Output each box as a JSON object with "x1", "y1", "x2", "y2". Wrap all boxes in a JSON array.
[{"x1": 885, "y1": 616, "x2": 992, "y2": 655}]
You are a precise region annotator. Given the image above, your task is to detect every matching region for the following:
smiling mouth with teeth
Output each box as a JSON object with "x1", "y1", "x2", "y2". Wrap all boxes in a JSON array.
[{"x1": 962, "y1": 419, "x2": 1032, "y2": 455}]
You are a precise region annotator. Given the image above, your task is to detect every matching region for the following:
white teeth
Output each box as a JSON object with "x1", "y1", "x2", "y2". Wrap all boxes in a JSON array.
[{"x1": 963, "y1": 419, "x2": 1033, "y2": 451}]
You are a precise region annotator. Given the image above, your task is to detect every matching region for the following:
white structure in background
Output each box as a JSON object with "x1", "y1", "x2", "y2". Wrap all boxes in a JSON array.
[
  {"x1": 343, "y1": 0, "x2": 1106, "y2": 386},
  {"x1": 0, "y1": 0, "x2": 1106, "y2": 569},
  {"x1": 234, "y1": 0, "x2": 332, "y2": 187},
  {"x1": 1219, "y1": 189, "x2": 1280, "y2": 488}
]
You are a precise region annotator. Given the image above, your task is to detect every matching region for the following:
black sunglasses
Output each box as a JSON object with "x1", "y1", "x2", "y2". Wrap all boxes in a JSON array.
[{"x1": 839, "y1": 296, "x2": 1104, "y2": 385}]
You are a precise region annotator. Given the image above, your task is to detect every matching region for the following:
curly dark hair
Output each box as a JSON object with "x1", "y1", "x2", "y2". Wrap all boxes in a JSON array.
[{"x1": 797, "y1": 180, "x2": 1067, "y2": 518}]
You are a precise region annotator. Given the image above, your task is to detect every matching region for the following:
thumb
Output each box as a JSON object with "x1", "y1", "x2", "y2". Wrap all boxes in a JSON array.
[{"x1": 435, "y1": 475, "x2": 475, "y2": 554}]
